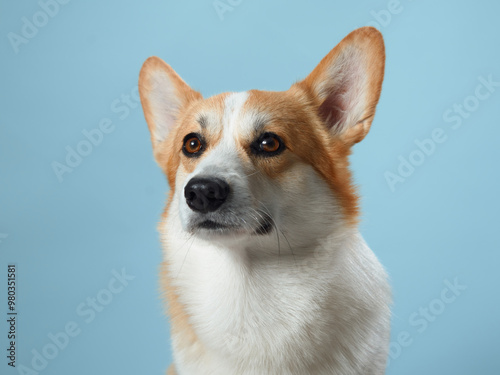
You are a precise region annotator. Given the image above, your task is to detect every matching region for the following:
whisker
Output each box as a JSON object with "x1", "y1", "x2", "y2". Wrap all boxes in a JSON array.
[
  {"x1": 279, "y1": 228, "x2": 298, "y2": 269},
  {"x1": 176, "y1": 235, "x2": 196, "y2": 279},
  {"x1": 243, "y1": 170, "x2": 261, "y2": 178},
  {"x1": 255, "y1": 203, "x2": 298, "y2": 269},
  {"x1": 255, "y1": 207, "x2": 281, "y2": 262},
  {"x1": 171, "y1": 233, "x2": 194, "y2": 258}
]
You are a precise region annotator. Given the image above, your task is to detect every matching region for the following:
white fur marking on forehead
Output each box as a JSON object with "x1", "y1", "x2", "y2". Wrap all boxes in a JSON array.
[
  {"x1": 189, "y1": 92, "x2": 250, "y2": 179},
  {"x1": 223, "y1": 91, "x2": 268, "y2": 139},
  {"x1": 223, "y1": 92, "x2": 249, "y2": 132}
]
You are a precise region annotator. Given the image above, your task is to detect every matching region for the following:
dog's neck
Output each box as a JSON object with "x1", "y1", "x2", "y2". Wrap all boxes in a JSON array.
[{"x1": 163, "y1": 217, "x2": 383, "y2": 373}]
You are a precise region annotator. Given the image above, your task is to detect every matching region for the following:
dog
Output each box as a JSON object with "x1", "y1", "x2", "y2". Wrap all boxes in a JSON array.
[{"x1": 138, "y1": 26, "x2": 391, "y2": 375}]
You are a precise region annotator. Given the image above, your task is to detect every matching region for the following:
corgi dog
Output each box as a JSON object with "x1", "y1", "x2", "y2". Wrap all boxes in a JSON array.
[{"x1": 139, "y1": 27, "x2": 391, "y2": 375}]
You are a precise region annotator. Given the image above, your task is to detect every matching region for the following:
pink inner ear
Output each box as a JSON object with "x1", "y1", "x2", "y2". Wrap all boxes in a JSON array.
[
  {"x1": 316, "y1": 53, "x2": 364, "y2": 133},
  {"x1": 318, "y1": 85, "x2": 349, "y2": 132}
]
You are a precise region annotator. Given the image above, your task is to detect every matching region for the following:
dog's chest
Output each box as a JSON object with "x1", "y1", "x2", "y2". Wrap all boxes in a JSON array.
[{"x1": 169, "y1": 243, "x2": 335, "y2": 372}]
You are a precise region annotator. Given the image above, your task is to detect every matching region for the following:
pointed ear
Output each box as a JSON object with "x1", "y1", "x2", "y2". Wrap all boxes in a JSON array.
[
  {"x1": 295, "y1": 27, "x2": 385, "y2": 145},
  {"x1": 138, "y1": 56, "x2": 202, "y2": 149}
]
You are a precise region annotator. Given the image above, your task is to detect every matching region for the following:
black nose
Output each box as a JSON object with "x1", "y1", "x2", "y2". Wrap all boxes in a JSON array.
[{"x1": 184, "y1": 177, "x2": 230, "y2": 213}]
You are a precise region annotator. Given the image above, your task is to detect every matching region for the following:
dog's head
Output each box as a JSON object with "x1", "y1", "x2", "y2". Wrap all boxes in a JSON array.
[{"x1": 139, "y1": 27, "x2": 384, "y2": 246}]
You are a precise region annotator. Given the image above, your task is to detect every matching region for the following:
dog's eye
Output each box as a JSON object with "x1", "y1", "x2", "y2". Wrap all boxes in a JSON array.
[
  {"x1": 182, "y1": 133, "x2": 204, "y2": 157},
  {"x1": 251, "y1": 132, "x2": 285, "y2": 156},
  {"x1": 261, "y1": 136, "x2": 280, "y2": 152}
]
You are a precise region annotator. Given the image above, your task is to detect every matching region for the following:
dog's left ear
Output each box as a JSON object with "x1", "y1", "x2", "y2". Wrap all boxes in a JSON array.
[
  {"x1": 138, "y1": 56, "x2": 202, "y2": 153},
  {"x1": 295, "y1": 27, "x2": 385, "y2": 145}
]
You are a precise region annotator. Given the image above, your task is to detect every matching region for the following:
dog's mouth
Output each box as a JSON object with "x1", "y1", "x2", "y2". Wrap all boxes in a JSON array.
[
  {"x1": 194, "y1": 214, "x2": 273, "y2": 236},
  {"x1": 197, "y1": 220, "x2": 232, "y2": 231}
]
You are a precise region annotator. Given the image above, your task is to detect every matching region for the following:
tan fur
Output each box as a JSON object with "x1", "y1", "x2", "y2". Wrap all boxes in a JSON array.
[
  {"x1": 296, "y1": 27, "x2": 385, "y2": 145},
  {"x1": 138, "y1": 57, "x2": 203, "y2": 185},
  {"x1": 167, "y1": 364, "x2": 177, "y2": 374},
  {"x1": 153, "y1": 94, "x2": 232, "y2": 185},
  {"x1": 242, "y1": 88, "x2": 360, "y2": 223}
]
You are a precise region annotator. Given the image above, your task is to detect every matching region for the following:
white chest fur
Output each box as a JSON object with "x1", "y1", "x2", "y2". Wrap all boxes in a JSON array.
[{"x1": 164, "y1": 216, "x2": 391, "y2": 375}]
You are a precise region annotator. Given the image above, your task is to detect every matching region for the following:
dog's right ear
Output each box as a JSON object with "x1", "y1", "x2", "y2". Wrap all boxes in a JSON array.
[
  {"x1": 294, "y1": 27, "x2": 385, "y2": 146},
  {"x1": 139, "y1": 57, "x2": 202, "y2": 151}
]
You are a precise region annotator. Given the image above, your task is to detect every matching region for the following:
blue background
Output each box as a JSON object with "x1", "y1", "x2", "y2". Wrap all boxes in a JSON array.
[{"x1": 1, "y1": 0, "x2": 499, "y2": 374}]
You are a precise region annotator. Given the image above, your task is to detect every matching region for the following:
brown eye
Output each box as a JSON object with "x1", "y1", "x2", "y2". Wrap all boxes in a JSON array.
[
  {"x1": 250, "y1": 132, "x2": 285, "y2": 157},
  {"x1": 261, "y1": 136, "x2": 280, "y2": 152},
  {"x1": 182, "y1": 133, "x2": 204, "y2": 157},
  {"x1": 185, "y1": 137, "x2": 201, "y2": 153}
]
